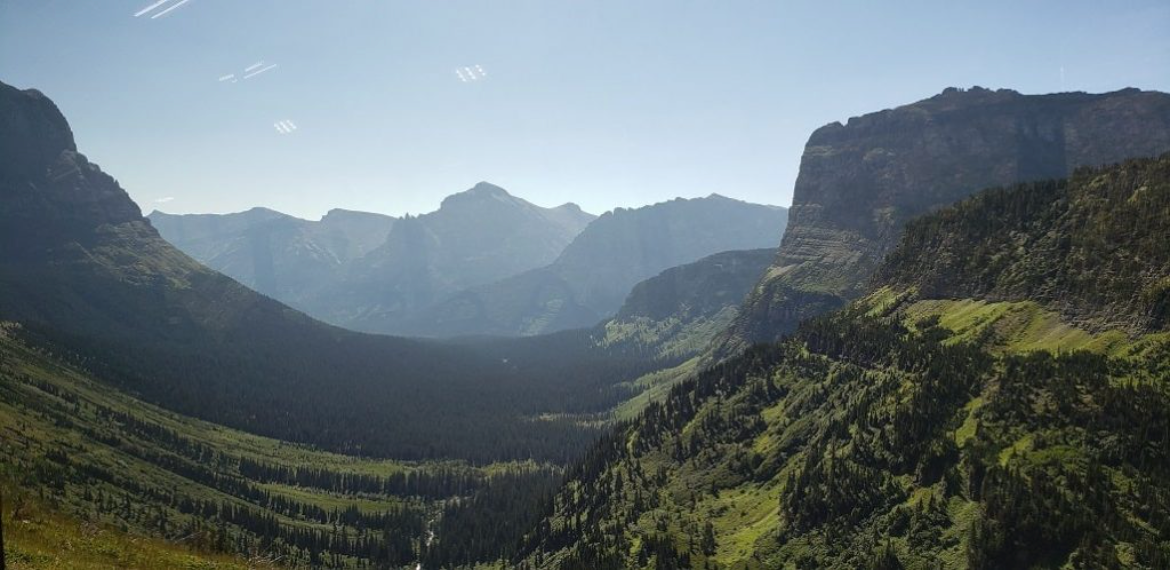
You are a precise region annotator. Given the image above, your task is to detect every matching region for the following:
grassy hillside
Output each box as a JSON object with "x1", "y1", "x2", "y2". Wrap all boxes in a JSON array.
[
  {"x1": 603, "y1": 249, "x2": 776, "y2": 361},
  {"x1": 3, "y1": 484, "x2": 275, "y2": 570},
  {"x1": 522, "y1": 298, "x2": 1170, "y2": 570},
  {"x1": 518, "y1": 156, "x2": 1170, "y2": 570},
  {"x1": 0, "y1": 323, "x2": 555, "y2": 568}
]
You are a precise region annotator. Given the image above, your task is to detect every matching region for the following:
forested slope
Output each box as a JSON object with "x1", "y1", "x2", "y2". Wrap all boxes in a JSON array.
[
  {"x1": 0, "y1": 80, "x2": 656, "y2": 464},
  {"x1": 876, "y1": 157, "x2": 1170, "y2": 333},
  {"x1": 0, "y1": 323, "x2": 555, "y2": 568},
  {"x1": 518, "y1": 156, "x2": 1170, "y2": 570}
]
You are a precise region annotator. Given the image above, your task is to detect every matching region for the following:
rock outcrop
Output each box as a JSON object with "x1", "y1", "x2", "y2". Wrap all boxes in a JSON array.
[
  {"x1": 718, "y1": 86, "x2": 1170, "y2": 354},
  {"x1": 0, "y1": 82, "x2": 143, "y2": 249}
]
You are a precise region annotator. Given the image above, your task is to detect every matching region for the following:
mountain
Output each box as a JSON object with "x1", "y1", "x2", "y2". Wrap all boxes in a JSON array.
[
  {"x1": 596, "y1": 248, "x2": 778, "y2": 421},
  {"x1": 149, "y1": 182, "x2": 594, "y2": 333},
  {"x1": 148, "y1": 206, "x2": 395, "y2": 304},
  {"x1": 519, "y1": 155, "x2": 1170, "y2": 570},
  {"x1": 330, "y1": 182, "x2": 596, "y2": 333},
  {"x1": 399, "y1": 195, "x2": 787, "y2": 337},
  {"x1": 0, "y1": 79, "x2": 637, "y2": 464},
  {"x1": 716, "y1": 86, "x2": 1170, "y2": 356},
  {"x1": 603, "y1": 248, "x2": 776, "y2": 360}
]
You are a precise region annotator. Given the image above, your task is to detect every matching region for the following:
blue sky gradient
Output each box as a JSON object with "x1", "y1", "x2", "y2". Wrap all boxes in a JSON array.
[{"x1": 3, "y1": 1, "x2": 1168, "y2": 218}]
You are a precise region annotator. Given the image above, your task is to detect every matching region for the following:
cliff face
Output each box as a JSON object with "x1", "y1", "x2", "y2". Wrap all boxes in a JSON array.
[
  {"x1": 719, "y1": 87, "x2": 1170, "y2": 353},
  {"x1": 0, "y1": 82, "x2": 143, "y2": 251}
]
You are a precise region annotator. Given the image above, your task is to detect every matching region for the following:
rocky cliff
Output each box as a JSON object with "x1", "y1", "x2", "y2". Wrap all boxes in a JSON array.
[
  {"x1": 0, "y1": 82, "x2": 142, "y2": 250},
  {"x1": 718, "y1": 86, "x2": 1170, "y2": 354}
]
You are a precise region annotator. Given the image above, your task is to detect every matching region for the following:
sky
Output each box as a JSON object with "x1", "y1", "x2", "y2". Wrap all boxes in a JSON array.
[{"x1": 2, "y1": 1, "x2": 1168, "y2": 220}]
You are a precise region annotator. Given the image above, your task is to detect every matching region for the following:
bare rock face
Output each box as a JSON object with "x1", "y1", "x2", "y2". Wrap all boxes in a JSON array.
[
  {"x1": 718, "y1": 86, "x2": 1170, "y2": 354},
  {"x1": 1, "y1": 83, "x2": 143, "y2": 250}
]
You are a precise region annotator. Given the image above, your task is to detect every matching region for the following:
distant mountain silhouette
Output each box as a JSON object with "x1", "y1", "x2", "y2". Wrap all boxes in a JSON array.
[
  {"x1": 402, "y1": 195, "x2": 787, "y2": 337},
  {"x1": 151, "y1": 182, "x2": 595, "y2": 333}
]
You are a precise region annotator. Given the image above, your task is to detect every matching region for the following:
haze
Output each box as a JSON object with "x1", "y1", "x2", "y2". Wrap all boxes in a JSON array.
[{"x1": 2, "y1": 0, "x2": 1168, "y2": 219}]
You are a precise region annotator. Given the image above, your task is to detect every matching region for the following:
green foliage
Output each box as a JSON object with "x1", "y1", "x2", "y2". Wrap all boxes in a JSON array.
[
  {"x1": 0, "y1": 327, "x2": 557, "y2": 567},
  {"x1": 878, "y1": 154, "x2": 1170, "y2": 334},
  {"x1": 1, "y1": 481, "x2": 275, "y2": 570},
  {"x1": 521, "y1": 157, "x2": 1170, "y2": 569}
]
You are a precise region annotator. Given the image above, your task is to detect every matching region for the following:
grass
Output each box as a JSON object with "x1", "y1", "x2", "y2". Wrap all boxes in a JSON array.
[
  {"x1": 612, "y1": 358, "x2": 700, "y2": 421},
  {"x1": 901, "y1": 298, "x2": 1134, "y2": 355},
  {"x1": 953, "y1": 397, "x2": 984, "y2": 446},
  {"x1": 0, "y1": 325, "x2": 530, "y2": 566},
  {"x1": 709, "y1": 483, "x2": 782, "y2": 567},
  {"x1": 3, "y1": 481, "x2": 274, "y2": 570}
]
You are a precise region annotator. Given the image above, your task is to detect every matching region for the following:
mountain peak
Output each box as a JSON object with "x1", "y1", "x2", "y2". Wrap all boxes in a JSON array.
[
  {"x1": 468, "y1": 181, "x2": 511, "y2": 196},
  {"x1": 320, "y1": 207, "x2": 396, "y2": 223},
  {"x1": 1, "y1": 82, "x2": 77, "y2": 177},
  {"x1": 704, "y1": 192, "x2": 740, "y2": 202},
  {"x1": 1, "y1": 80, "x2": 143, "y2": 244},
  {"x1": 440, "y1": 182, "x2": 518, "y2": 210}
]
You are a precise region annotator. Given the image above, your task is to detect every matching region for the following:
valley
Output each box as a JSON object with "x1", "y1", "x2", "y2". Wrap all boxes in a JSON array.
[
  {"x1": 0, "y1": 323, "x2": 555, "y2": 568},
  {"x1": 1, "y1": 17, "x2": 1169, "y2": 566}
]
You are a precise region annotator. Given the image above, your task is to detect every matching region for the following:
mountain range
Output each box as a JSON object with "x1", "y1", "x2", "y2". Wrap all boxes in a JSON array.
[
  {"x1": 147, "y1": 206, "x2": 396, "y2": 305},
  {"x1": 0, "y1": 80, "x2": 656, "y2": 465},
  {"x1": 152, "y1": 186, "x2": 785, "y2": 338},
  {"x1": 4, "y1": 78, "x2": 1170, "y2": 570},
  {"x1": 150, "y1": 182, "x2": 596, "y2": 334},
  {"x1": 401, "y1": 195, "x2": 787, "y2": 337}
]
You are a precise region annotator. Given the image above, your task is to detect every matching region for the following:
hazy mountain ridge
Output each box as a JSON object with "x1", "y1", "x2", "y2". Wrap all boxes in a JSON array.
[
  {"x1": 149, "y1": 181, "x2": 595, "y2": 332},
  {"x1": 330, "y1": 181, "x2": 597, "y2": 333},
  {"x1": 149, "y1": 207, "x2": 395, "y2": 304},
  {"x1": 401, "y1": 195, "x2": 787, "y2": 337},
  {"x1": 520, "y1": 155, "x2": 1170, "y2": 570},
  {"x1": 0, "y1": 79, "x2": 652, "y2": 464},
  {"x1": 717, "y1": 86, "x2": 1170, "y2": 357}
]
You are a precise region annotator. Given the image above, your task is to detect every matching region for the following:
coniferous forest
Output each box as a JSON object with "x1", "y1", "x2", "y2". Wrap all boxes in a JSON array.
[
  {"x1": 515, "y1": 155, "x2": 1170, "y2": 569},
  {"x1": 3, "y1": 6, "x2": 1170, "y2": 567}
]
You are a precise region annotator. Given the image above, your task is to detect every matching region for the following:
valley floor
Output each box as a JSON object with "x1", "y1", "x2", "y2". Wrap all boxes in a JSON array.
[{"x1": 0, "y1": 323, "x2": 551, "y2": 568}]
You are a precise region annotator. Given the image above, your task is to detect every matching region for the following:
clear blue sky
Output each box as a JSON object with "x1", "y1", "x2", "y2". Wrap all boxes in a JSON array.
[{"x1": 3, "y1": 1, "x2": 1168, "y2": 219}]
